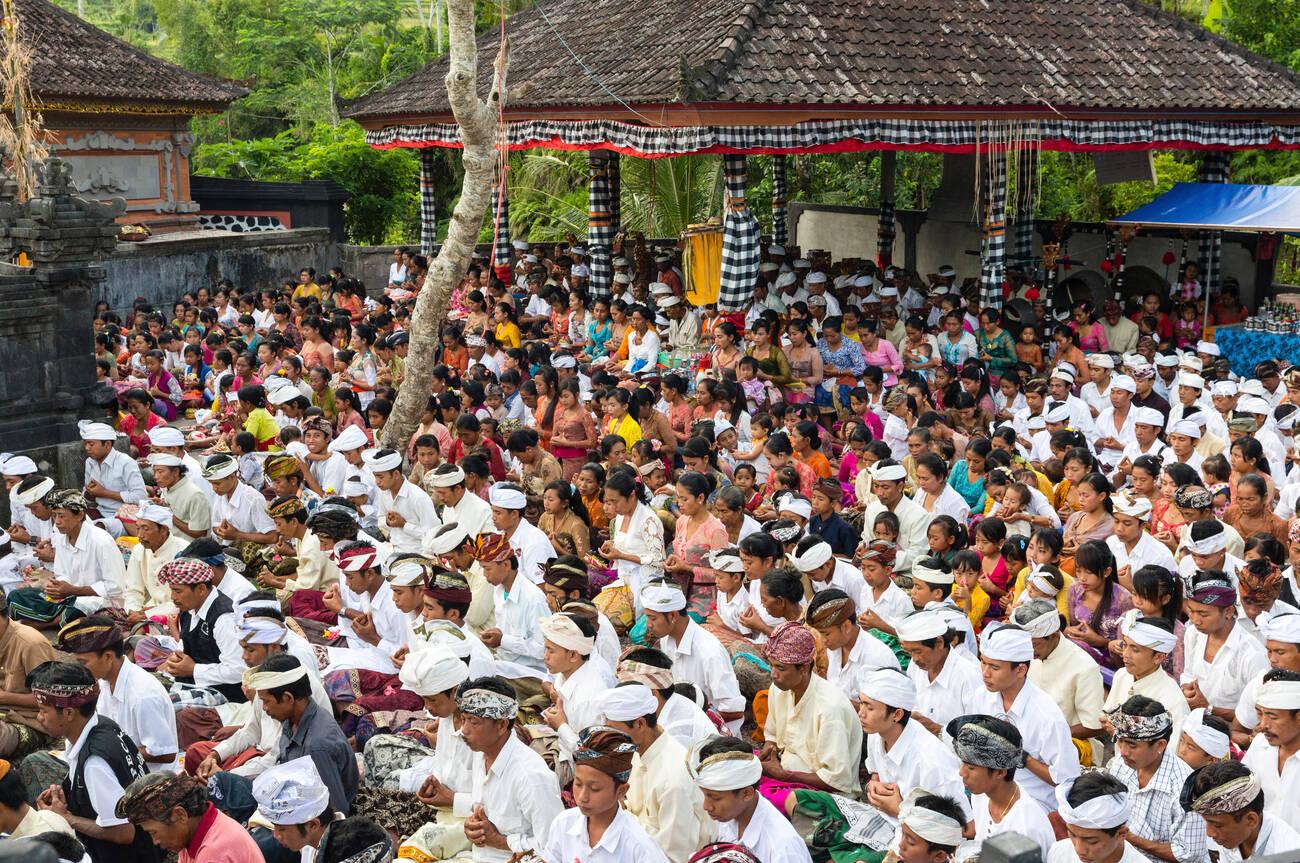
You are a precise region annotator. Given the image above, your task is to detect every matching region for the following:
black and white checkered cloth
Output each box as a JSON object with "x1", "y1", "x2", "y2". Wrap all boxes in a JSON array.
[
  {"x1": 772, "y1": 155, "x2": 788, "y2": 246},
  {"x1": 720, "y1": 155, "x2": 760, "y2": 313},
  {"x1": 419, "y1": 149, "x2": 438, "y2": 256},
  {"x1": 491, "y1": 175, "x2": 512, "y2": 269},
  {"x1": 980, "y1": 151, "x2": 1008, "y2": 309},
  {"x1": 370, "y1": 118, "x2": 1300, "y2": 156},
  {"x1": 587, "y1": 151, "x2": 615, "y2": 299},
  {"x1": 1014, "y1": 150, "x2": 1039, "y2": 273},
  {"x1": 877, "y1": 201, "x2": 896, "y2": 266},
  {"x1": 1197, "y1": 151, "x2": 1230, "y2": 297}
]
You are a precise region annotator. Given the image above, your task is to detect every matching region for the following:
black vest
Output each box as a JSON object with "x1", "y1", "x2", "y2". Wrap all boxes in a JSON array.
[
  {"x1": 179, "y1": 591, "x2": 246, "y2": 703},
  {"x1": 64, "y1": 716, "x2": 162, "y2": 863}
]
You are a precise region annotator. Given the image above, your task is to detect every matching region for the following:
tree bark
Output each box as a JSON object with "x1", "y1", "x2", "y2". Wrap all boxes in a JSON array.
[{"x1": 381, "y1": 0, "x2": 506, "y2": 450}]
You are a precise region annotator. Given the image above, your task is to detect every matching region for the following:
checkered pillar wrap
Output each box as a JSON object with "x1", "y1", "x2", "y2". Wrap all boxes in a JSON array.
[
  {"x1": 771, "y1": 155, "x2": 788, "y2": 246},
  {"x1": 491, "y1": 167, "x2": 512, "y2": 269},
  {"x1": 980, "y1": 151, "x2": 1009, "y2": 309},
  {"x1": 877, "y1": 201, "x2": 896, "y2": 267},
  {"x1": 609, "y1": 152, "x2": 621, "y2": 234},
  {"x1": 419, "y1": 149, "x2": 438, "y2": 256},
  {"x1": 1014, "y1": 150, "x2": 1038, "y2": 273},
  {"x1": 720, "y1": 154, "x2": 760, "y2": 312},
  {"x1": 1197, "y1": 151, "x2": 1230, "y2": 297},
  {"x1": 587, "y1": 151, "x2": 615, "y2": 299}
]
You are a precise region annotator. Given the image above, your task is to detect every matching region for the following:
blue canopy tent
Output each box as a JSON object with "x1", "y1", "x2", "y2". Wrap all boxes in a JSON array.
[
  {"x1": 1112, "y1": 182, "x2": 1300, "y2": 376},
  {"x1": 1111, "y1": 183, "x2": 1300, "y2": 234}
]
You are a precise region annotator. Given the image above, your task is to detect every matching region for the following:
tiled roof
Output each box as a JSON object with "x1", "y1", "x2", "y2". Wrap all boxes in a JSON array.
[
  {"x1": 346, "y1": 0, "x2": 1300, "y2": 122},
  {"x1": 16, "y1": 0, "x2": 244, "y2": 111}
]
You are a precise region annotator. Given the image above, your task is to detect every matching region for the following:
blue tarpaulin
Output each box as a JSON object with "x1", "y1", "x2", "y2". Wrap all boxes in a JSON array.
[{"x1": 1111, "y1": 182, "x2": 1300, "y2": 233}]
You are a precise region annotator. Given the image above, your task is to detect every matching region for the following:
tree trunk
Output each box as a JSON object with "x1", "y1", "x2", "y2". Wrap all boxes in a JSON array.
[{"x1": 381, "y1": 0, "x2": 506, "y2": 449}]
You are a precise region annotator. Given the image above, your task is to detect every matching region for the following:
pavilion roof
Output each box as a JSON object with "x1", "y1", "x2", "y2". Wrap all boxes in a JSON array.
[
  {"x1": 16, "y1": 0, "x2": 245, "y2": 115},
  {"x1": 346, "y1": 0, "x2": 1300, "y2": 127}
]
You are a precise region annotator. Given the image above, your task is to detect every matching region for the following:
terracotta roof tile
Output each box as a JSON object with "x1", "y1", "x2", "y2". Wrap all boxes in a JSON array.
[{"x1": 15, "y1": 0, "x2": 245, "y2": 111}]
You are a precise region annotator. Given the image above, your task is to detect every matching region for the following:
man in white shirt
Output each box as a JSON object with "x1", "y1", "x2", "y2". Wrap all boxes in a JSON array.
[
  {"x1": 1014, "y1": 600, "x2": 1106, "y2": 765},
  {"x1": 1094, "y1": 375, "x2": 1137, "y2": 471},
  {"x1": 620, "y1": 305, "x2": 661, "y2": 378},
  {"x1": 1113, "y1": 408, "x2": 1170, "y2": 487},
  {"x1": 612, "y1": 649, "x2": 716, "y2": 749},
  {"x1": 122, "y1": 503, "x2": 189, "y2": 620},
  {"x1": 322, "y1": 541, "x2": 410, "y2": 676},
  {"x1": 1240, "y1": 670, "x2": 1300, "y2": 829},
  {"x1": 600, "y1": 683, "x2": 711, "y2": 863},
  {"x1": 1080, "y1": 354, "x2": 1116, "y2": 418},
  {"x1": 79, "y1": 421, "x2": 146, "y2": 537},
  {"x1": 641, "y1": 581, "x2": 745, "y2": 732},
  {"x1": 660, "y1": 296, "x2": 700, "y2": 353},
  {"x1": 299, "y1": 417, "x2": 351, "y2": 498},
  {"x1": 147, "y1": 425, "x2": 214, "y2": 504},
  {"x1": 250, "y1": 757, "x2": 339, "y2": 863},
  {"x1": 426, "y1": 464, "x2": 495, "y2": 541},
  {"x1": 807, "y1": 588, "x2": 899, "y2": 704},
  {"x1": 538, "y1": 612, "x2": 612, "y2": 763},
  {"x1": 450, "y1": 676, "x2": 563, "y2": 862},
  {"x1": 967, "y1": 625, "x2": 1081, "y2": 813},
  {"x1": 207, "y1": 455, "x2": 277, "y2": 547},
  {"x1": 367, "y1": 449, "x2": 440, "y2": 555},
  {"x1": 1183, "y1": 760, "x2": 1300, "y2": 863},
  {"x1": 862, "y1": 461, "x2": 932, "y2": 567},
  {"x1": 487, "y1": 482, "x2": 553, "y2": 584},
  {"x1": 476, "y1": 534, "x2": 549, "y2": 677},
  {"x1": 898, "y1": 609, "x2": 983, "y2": 736},
  {"x1": 9, "y1": 489, "x2": 124, "y2": 626},
  {"x1": 1235, "y1": 610, "x2": 1300, "y2": 734},
  {"x1": 1047, "y1": 369, "x2": 1099, "y2": 443},
  {"x1": 1107, "y1": 495, "x2": 1177, "y2": 581},
  {"x1": 1181, "y1": 569, "x2": 1268, "y2": 719},
  {"x1": 1049, "y1": 773, "x2": 1148, "y2": 863},
  {"x1": 691, "y1": 736, "x2": 812, "y2": 863},
  {"x1": 57, "y1": 615, "x2": 178, "y2": 774},
  {"x1": 949, "y1": 714, "x2": 1056, "y2": 863}
]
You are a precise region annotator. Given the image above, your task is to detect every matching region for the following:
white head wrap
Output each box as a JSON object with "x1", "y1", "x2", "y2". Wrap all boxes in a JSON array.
[
  {"x1": 1241, "y1": 380, "x2": 1270, "y2": 399},
  {"x1": 488, "y1": 483, "x2": 527, "y2": 510},
  {"x1": 386, "y1": 559, "x2": 428, "y2": 587},
  {"x1": 429, "y1": 466, "x2": 466, "y2": 488},
  {"x1": 1110, "y1": 375, "x2": 1136, "y2": 394},
  {"x1": 938, "y1": 265, "x2": 956, "y2": 277},
  {"x1": 1087, "y1": 354, "x2": 1115, "y2": 370},
  {"x1": 979, "y1": 625, "x2": 1034, "y2": 662},
  {"x1": 1180, "y1": 355, "x2": 1205, "y2": 372},
  {"x1": 1211, "y1": 381, "x2": 1239, "y2": 397},
  {"x1": 761, "y1": 262, "x2": 780, "y2": 274},
  {"x1": 1265, "y1": 611, "x2": 1300, "y2": 645},
  {"x1": 641, "y1": 581, "x2": 687, "y2": 613},
  {"x1": 1186, "y1": 529, "x2": 1228, "y2": 556},
  {"x1": 713, "y1": 417, "x2": 734, "y2": 436},
  {"x1": 775, "y1": 272, "x2": 798, "y2": 290},
  {"x1": 911, "y1": 562, "x2": 954, "y2": 586},
  {"x1": 1124, "y1": 618, "x2": 1178, "y2": 654},
  {"x1": 78, "y1": 421, "x2": 117, "y2": 442},
  {"x1": 690, "y1": 739, "x2": 762, "y2": 791},
  {"x1": 1168, "y1": 419, "x2": 1202, "y2": 439},
  {"x1": 778, "y1": 496, "x2": 813, "y2": 520},
  {"x1": 1155, "y1": 353, "x2": 1180, "y2": 368},
  {"x1": 363, "y1": 450, "x2": 403, "y2": 472},
  {"x1": 806, "y1": 272, "x2": 827, "y2": 285},
  {"x1": 1044, "y1": 404, "x2": 1072, "y2": 424},
  {"x1": 541, "y1": 614, "x2": 595, "y2": 655},
  {"x1": 550, "y1": 353, "x2": 577, "y2": 369},
  {"x1": 0, "y1": 456, "x2": 35, "y2": 476},
  {"x1": 1178, "y1": 373, "x2": 1205, "y2": 391},
  {"x1": 789, "y1": 540, "x2": 833, "y2": 573},
  {"x1": 422, "y1": 622, "x2": 472, "y2": 658},
  {"x1": 399, "y1": 646, "x2": 469, "y2": 697},
  {"x1": 1013, "y1": 601, "x2": 1061, "y2": 638},
  {"x1": 859, "y1": 667, "x2": 917, "y2": 711},
  {"x1": 600, "y1": 684, "x2": 659, "y2": 722},
  {"x1": 1055, "y1": 778, "x2": 1130, "y2": 830},
  {"x1": 342, "y1": 477, "x2": 369, "y2": 498},
  {"x1": 707, "y1": 548, "x2": 745, "y2": 574},
  {"x1": 1133, "y1": 407, "x2": 1165, "y2": 427},
  {"x1": 330, "y1": 425, "x2": 369, "y2": 452},
  {"x1": 1050, "y1": 368, "x2": 1076, "y2": 385},
  {"x1": 1197, "y1": 341, "x2": 1221, "y2": 356},
  {"x1": 899, "y1": 790, "x2": 966, "y2": 847},
  {"x1": 793, "y1": 258, "x2": 811, "y2": 269},
  {"x1": 895, "y1": 610, "x2": 949, "y2": 643},
  {"x1": 247, "y1": 663, "x2": 309, "y2": 691},
  {"x1": 769, "y1": 245, "x2": 786, "y2": 256},
  {"x1": 252, "y1": 757, "x2": 331, "y2": 826},
  {"x1": 268, "y1": 386, "x2": 300, "y2": 406},
  {"x1": 658, "y1": 295, "x2": 682, "y2": 308},
  {"x1": 138, "y1": 504, "x2": 173, "y2": 526},
  {"x1": 1257, "y1": 679, "x2": 1300, "y2": 710},
  {"x1": 1183, "y1": 708, "x2": 1230, "y2": 759},
  {"x1": 871, "y1": 463, "x2": 907, "y2": 483},
  {"x1": 1112, "y1": 492, "x2": 1152, "y2": 520},
  {"x1": 147, "y1": 452, "x2": 184, "y2": 468},
  {"x1": 1239, "y1": 395, "x2": 1272, "y2": 415},
  {"x1": 423, "y1": 523, "x2": 471, "y2": 556},
  {"x1": 203, "y1": 458, "x2": 239, "y2": 481},
  {"x1": 648, "y1": 281, "x2": 671, "y2": 295},
  {"x1": 238, "y1": 616, "x2": 288, "y2": 645},
  {"x1": 148, "y1": 426, "x2": 185, "y2": 448}
]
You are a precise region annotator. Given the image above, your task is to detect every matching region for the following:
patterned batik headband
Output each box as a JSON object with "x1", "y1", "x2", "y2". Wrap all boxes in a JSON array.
[
  {"x1": 1105, "y1": 706, "x2": 1173, "y2": 741},
  {"x1": 951, "y1": 721, "x2": 1026, "y2": 770},
  {"x1": 1183, "y1": 774, "x2": 1262, "y2": 815},
  {"x1": 456, "y1": 688, "x2": 518, "y2": 720}
]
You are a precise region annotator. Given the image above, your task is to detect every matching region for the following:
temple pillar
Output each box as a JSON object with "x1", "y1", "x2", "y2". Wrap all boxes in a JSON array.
[
  {"x1": 419, "y1": 150, "x2": 438, "y2": 256},
  {"x1": 719, "y1": 154, "x2": 760, "y2": 312},
  {"x1": 587, "y1": 149, "x2": 615, "y2": 299},
  {"x1": 771, "y1": 155, "x2": 788, "y2": 246},
  {"x1": 979, "y1": 151, "x2": 1008, "y2": 309},
  {"x1": 877, "y1": 151, "x2": 896, "y2": 267}
]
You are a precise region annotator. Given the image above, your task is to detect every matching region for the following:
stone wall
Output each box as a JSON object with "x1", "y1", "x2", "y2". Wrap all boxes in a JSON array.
[{"x1": 96, "y1": 227, "x2": 339, "y2": 314}]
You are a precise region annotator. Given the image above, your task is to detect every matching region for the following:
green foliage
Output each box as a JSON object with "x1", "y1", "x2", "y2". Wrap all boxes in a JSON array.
[{"x1": 193, "y1": 122, "x2": 420, "y2": 245}]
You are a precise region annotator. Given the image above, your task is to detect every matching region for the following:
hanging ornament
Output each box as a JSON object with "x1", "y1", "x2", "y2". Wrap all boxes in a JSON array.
[
  {"x1": 1099, "y1": 259, "x2": 1114, "y2": 274},
  {"x1": 1162, "y1": 250, "x2": 1177, "y2": 266}
]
